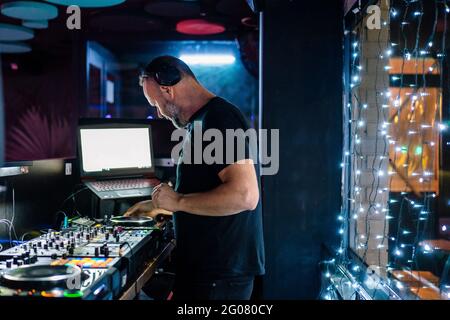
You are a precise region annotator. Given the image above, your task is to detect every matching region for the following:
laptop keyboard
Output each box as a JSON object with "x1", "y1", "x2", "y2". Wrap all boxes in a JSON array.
[{"x1": 90, "y1": 178, "x2": 160, "y2": 192}]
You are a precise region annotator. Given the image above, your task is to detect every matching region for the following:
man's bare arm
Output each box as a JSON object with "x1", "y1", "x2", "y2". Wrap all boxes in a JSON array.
[{"x1": 152, "y1": 160, "x2": 259, "y2": 216}]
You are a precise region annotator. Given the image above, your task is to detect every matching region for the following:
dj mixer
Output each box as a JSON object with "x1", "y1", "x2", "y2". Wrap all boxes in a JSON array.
[{"x1": 0, "y1": 216, "x2": 170, "y2": 300}]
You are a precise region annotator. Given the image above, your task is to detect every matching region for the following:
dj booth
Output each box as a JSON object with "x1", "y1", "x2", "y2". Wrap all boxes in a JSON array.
[
  {"x1": 0, "y1": 121, "x2": 177, "y2": 300},
  {"x1": 0, "y1": 216, "x2": 175, "y2": 300}
]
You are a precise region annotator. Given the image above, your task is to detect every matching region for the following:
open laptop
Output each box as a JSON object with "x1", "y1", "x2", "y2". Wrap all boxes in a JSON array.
[{"x1": 78, "y1": 123, "x2": 159, "y2": 200}]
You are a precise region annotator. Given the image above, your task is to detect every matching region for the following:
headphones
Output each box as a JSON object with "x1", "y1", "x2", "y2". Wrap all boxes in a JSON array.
[{"x1": 141, "y1": 62, "x2": 182, "y2": 87}]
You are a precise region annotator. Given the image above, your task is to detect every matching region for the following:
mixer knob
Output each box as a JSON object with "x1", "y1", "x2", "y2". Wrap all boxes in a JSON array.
[
  {"x1": 30, "y1": 255, "x2": 37, "y2": 264},
  {"x1": 49, "y1": 242, "x2": 53, "y2": 248},
  {"x1": 24, "y1": 257, "x2": 30, "y2": 265},
  {"x1": 17, "y1": 260, "x2": 24, "y2": 266},
  {"x1": 62, "y1": 253, "x2": 67, "y2": 259},
  {"x1": 105, "y1": 233, "x2": 110, "y2": 241},
  {"x1": 37, "y1": 242, "x2": 42, "y2": 248},
  {"x1": 44, "y1": 244, "x2": 48, "y2": 250},
  {"x1": 55, "y1": 244, "x2": 60, "y2": 250},
  {"x1": 68, "y1": 247, "x2": 74, "y2": 255},
  {"x1": 86, "y1": 234, "x2": 90, "y2": 241},
  {"x1": 94, "y1": 247, "x2": 99, "y2": 257},
  {"x1": 115, "y1": 235, "x2": 120, "y2": 243},
  {"x1": 13, "y1": 256, "x2": 19, "y2": 264},
  {"x1": 104, "y1": 247, "x2": 109, "y2": 257},
  {"x1": 56, "y1": 235, "x2": 60, "y2": 241},
  {"x1": 6, "y1": 259, "x2": 13, "y2": 268},
  {"x1": 51, "y1": 253, "x2": 57, "y2": 260},
  {"x1": 33, "y1": 247, "x2": 37, "y2": 254}
]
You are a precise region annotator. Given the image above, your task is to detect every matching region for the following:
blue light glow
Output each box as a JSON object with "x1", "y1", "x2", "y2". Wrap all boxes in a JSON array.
[{"x1": 179, "y1": 54, "x2": 236, "y2": 66}]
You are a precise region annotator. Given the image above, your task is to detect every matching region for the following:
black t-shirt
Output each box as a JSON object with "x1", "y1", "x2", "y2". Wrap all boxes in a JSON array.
[{"x1": 174, "y1": 96, "x2": 265, "y2": 281}]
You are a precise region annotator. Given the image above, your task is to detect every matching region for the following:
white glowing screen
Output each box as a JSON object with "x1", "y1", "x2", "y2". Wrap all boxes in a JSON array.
[{"x1": 80, "y1": 128, "x2": 152, "y2": 173}]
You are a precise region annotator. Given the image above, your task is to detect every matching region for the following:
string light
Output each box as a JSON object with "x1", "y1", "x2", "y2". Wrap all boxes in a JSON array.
[{"x1": 322, "y1": 0, "x2": 448, "y2": 301}]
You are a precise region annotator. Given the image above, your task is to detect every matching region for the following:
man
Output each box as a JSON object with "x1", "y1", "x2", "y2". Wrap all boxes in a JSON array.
[{"x1": 125, "y1": 55, "x2": 265, "y2": 300}]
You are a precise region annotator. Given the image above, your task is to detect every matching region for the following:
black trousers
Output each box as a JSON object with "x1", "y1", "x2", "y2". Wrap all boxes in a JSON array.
[{"x1": 173, "y1": 276, "x2": 254, "y2": 300}]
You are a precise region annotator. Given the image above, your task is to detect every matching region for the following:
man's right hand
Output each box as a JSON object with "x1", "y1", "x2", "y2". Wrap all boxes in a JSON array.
[{"x1": 123, "y1": 200, "x2": 172, "y2": 219}]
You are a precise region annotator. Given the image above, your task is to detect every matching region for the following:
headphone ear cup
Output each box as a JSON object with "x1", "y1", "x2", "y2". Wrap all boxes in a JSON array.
[{"x1": 156, "y1": 65, "x2": 182, "y2": 86}]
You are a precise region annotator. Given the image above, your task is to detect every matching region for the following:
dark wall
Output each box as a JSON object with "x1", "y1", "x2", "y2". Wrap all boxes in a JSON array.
[
  {"x1": 2, "y1": 41, "x2": 79, "y2": 162},
  {"x1": 0, "y1": 160, "x2": 79, "y2": 243},
  {"x1": 260, "y1": 0, "x2": 343, "y2": 299}
]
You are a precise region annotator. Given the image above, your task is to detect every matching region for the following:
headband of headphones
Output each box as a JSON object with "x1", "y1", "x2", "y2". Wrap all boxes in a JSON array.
[{"x1": 142, "y1": 60, "x2": 182, "y2": 87}]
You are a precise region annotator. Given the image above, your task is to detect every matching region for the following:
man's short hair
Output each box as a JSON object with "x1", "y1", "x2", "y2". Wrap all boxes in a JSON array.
[{"x1": 141, "y1": 55, "x2": 197, "y2": 86}]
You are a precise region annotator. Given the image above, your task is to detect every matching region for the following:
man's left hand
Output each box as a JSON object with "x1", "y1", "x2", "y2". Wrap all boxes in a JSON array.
[{"x1": 152, "y1": 183, "x2": 183, "y2": 212}]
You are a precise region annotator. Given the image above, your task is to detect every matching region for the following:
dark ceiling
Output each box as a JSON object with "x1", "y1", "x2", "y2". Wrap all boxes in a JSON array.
[{"x1": 0, "y1": 0, "x2": 257, "y2": 46}]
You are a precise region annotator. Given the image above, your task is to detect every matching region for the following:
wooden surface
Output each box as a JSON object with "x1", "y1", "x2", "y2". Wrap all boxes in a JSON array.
[
  {"x1": 419, "y1": 239, "x2": 450, "y2": 252},
  {"x1": 391, "y1": 269, "x2": 449, "y2": 300}
]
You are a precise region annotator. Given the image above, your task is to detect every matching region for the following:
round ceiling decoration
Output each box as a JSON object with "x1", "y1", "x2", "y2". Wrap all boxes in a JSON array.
[
  {"x1": 22, "y1": 20, "x2": 49, "y2": 29},
  {"x1": 145, "y1": 1, "x2": 201, "y2": 17},
  {"x1": 176, "y1": 19, "x2": 226, "y2": 35},
  {"x1": 1, "y1": 1, "x2": 58, "y2": 20},
  {"x1": 0, "y1": 41, "x2": 31, "y2": 53},
  {"x1": 44, "y1": 0, "x2": 125, "y2": 8},
  {"x1": 0, "y1": 23, "x2": 34, "y2": 41}
]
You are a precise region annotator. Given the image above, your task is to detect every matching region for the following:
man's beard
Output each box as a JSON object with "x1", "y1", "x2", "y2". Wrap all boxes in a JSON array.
[{"x1": 167, "y1": 103, "x2": 187, "y2": 129}]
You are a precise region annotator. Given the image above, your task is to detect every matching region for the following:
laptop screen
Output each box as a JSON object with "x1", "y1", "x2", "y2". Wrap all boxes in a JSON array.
[{"x1": 78, "y1": 124, "x2": 154, "y2": 177}]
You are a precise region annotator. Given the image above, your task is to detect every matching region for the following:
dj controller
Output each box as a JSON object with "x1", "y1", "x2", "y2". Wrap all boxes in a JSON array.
[{"x1": 0, "y1": 216, "x2": 171, "y2": 300}]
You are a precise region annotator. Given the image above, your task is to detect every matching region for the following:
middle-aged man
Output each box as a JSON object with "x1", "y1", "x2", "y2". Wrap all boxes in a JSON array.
[{"x1": 125, "y1": 55, "x2": 264, "y2": 300}]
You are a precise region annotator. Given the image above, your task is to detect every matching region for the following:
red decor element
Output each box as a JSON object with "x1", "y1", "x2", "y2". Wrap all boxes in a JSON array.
[{"x1": 176, "y1": 19, "x2": 225, "y2": 35}]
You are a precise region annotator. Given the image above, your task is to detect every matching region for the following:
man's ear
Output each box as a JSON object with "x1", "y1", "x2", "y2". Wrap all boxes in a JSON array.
[{"x1": 160, "y1": 85, "x2": 174, "y2": 98}]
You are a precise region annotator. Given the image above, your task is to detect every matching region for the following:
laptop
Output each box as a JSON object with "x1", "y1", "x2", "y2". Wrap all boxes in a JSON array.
[{"x1": 78, "y1": 123, "x2": 159, "y2": 200}]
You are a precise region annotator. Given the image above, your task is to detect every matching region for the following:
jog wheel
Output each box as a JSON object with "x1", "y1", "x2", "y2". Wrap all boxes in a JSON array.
[{"x1": 0, "y1": 265, "x2": 85, "y2": 291}]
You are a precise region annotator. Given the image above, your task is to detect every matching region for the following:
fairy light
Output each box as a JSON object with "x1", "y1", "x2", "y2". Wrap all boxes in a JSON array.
[{"x1": 323, "y1": 0, "x2": 448, "y2": 300}]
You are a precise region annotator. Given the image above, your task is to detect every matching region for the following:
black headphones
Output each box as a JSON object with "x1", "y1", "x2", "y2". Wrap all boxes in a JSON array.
[{"x1": 141, "y1": 62, "x2": 182, "y2": 87}]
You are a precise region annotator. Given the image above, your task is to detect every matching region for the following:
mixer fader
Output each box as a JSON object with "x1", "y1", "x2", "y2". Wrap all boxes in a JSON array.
[{"x1": 0, "y1": 226, "x2": 154, "y2": 261}]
